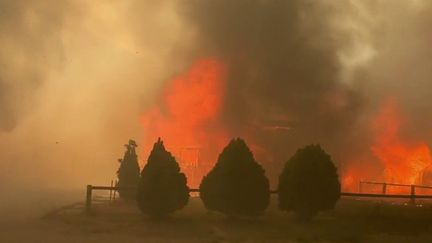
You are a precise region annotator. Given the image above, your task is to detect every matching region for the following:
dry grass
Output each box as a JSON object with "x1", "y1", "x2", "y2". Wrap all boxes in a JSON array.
[{"x1": 3, "y1": 195, "x2": 432, "y2": 242}]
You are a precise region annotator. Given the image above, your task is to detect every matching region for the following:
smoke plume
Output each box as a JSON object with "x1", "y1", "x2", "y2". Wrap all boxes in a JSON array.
[
  {"x1": 179, "y1": 0, "x2": 363, "y2": 169},
  {"x1": 1, "y1": 0, "x2": 432, "y2": 190}
]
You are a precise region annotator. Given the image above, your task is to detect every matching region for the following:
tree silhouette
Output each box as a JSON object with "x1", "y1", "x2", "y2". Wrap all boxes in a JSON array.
[
  {"x1": 137, "y1": 138, "x2": 189, "y2": 217},
  {"x1": 200, "y1": 138, "x2": 270, "y2": 217},
  {"x1": 278, "y1": 144, "x2": 340, "y2": 221},
  {"x1": 117, "y1": 139, "x2": 140, "y2": 200}
]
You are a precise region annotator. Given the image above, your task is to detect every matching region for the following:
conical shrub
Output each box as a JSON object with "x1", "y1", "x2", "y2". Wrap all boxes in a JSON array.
[
  {"x1": 117, "y1": 139, "x2": 140, "y2": 200},
  {"x1": 278, "y1": 144, "x2": 340, "y2": 221},
  {"x1": 200, "y1": 138, "x2": 270, "y2": 216},
  {"x1": 137, "y1": 138, "x2": 189, "y2": 217}
]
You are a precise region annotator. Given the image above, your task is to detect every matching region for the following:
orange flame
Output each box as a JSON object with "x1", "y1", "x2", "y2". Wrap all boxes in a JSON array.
[
  {"x1": 341, "y1": 98, "x2": 432, "y2": 193},
  {"x1": 371, "y1": 98, "x2": 432, "y2": 187},
  {"x1": 341, "y1": 158, "x2": 378, "y2": 192},
  {"x1": 140, "y1": 58, "x2": 229, "y2": 187}
]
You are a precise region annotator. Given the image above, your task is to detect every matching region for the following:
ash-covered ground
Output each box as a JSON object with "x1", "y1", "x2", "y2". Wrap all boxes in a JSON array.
[{"x1": 3, "y1": 193, "x2": 432, "y2": 243}]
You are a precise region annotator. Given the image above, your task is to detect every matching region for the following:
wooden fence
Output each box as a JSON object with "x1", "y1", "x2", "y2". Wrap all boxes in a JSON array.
[
  {"x1": 359, "y1": 181, "x2": 432, "y2": 194},
  {"x1": 85, "y1": 183, "x2": 432, "y2": 212}
]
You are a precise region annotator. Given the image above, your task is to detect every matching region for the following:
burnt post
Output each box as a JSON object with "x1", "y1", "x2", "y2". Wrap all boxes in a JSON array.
[
  {"x1": 410, "y1": 185, "x2": 416, "y2": 205},
  {"x1": 382, "y1": 183, "x2": 387, "y2": 194},
  {"x1": 359, "y1": 181, "x2": 363, "y2": 193},
  {"x1": 86, "y1": 185, "x2": 92, "y2": 213}
]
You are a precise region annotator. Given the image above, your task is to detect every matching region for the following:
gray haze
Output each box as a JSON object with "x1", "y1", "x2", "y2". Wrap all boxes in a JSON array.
[{"x1": 0, "y1": 0, "x2": 431, "y2": 190}]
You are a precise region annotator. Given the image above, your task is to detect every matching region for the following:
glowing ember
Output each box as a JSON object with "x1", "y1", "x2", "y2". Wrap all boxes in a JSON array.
[
  {"x1": 140, "y1": 58, "x2": 228, "y2": 188},
  {"x1": 371, "y1": 98, "x2": 432, "y2": 186}
]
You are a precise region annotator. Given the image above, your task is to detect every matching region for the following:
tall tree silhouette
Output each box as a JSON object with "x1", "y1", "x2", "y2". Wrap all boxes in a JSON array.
[
  {"x1": 137, "y1": 138, "x2": 189, "y2": 217},
  {"x1": 278, "y1": 144, "x2": 340, "y2": 221},
  {"x1": 117, "y1": 139, "x2": 140, "y2": 200},
  {"x1": 200, "y1": 138, "x2": 270, "y2": 217}
]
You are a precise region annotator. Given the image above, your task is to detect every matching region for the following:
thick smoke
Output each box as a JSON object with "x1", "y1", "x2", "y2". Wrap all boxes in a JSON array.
[
  {"x1": 178, "y1": 0, "x2": 432, "y2": 184},
  {"x1": 358, "y1": 0, "x2": 432, "y2": 144},
  {"x1": 0, "y1": 0, "x2": 74, "y2": 131},
  {"x1": 0, "y1": 1, "x2": 183, "y2": 189},
  {"x1": 1, "y1": 0, "x2": 432, "y2": 191},
  {"x1": 179, "y1": 0, "x2": 363, "y2": 166},
  {"x1": 334, "y1": 0, "x2": 432, "y2": 183}
]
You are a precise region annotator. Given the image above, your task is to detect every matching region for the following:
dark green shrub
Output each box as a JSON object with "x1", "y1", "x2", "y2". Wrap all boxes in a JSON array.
[
  {"x1": 278, "y1": 144, "x2": 340, "y2": 221},
  {"x1": 117, "y1": 139, "x2": 140, "y2": 200},
  {"x1": 137, "y1": 138, "x2": 189, "y2": 217},
  {"x1": 200, "y1": 138, "x2": 270, "y2": 217}
]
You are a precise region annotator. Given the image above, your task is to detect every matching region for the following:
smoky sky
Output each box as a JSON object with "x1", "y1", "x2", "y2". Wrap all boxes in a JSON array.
[
  {"x1": 360, "y1": 0, "x2": 432, "y2": 143},
  {"x1": 1, "y1": 0, "x2": 432, "y2": 189},
  {"x1": 179, "y1": 0, "x2": 363, "y2": 163},
  {"x1": 0, "y1": 0, "x2": 72, "y2": 131}
]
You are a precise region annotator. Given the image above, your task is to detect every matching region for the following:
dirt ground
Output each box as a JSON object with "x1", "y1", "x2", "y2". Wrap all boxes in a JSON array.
[{"x1": 2, "y1": 192, "x2": 432, "y2": 243}]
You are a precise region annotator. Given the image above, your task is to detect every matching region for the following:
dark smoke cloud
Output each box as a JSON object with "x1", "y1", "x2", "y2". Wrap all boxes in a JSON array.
[{"x1": 180, "y1": 0, "x2": 363, "y2": 167}]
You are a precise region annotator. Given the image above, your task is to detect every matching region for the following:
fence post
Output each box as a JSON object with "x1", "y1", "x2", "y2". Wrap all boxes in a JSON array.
[
  {"x1": 382, "y1": 183, "x2": 387, "y2": 194},
  {"x1": 410, "y1": 185, "x2": 415, "y2": 205},
  {"x1": 113, "y1": 180, "x2": 117, "y2": 200},
  {"x1": 109, "y1": 180, "x2": 113, "y2": 201},
  {"x1": 86, "y1": 185, "x2": 92, "y2": 213},
  {"x1": 359, "y1": 181, "x2": 363, "y2": 193}
]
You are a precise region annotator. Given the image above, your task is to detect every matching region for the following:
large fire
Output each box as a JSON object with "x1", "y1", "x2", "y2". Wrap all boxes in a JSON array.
[
  {"x1": 140, "y1": 58, "x2": 229, "y2": 188},
  {"x1": 140, "y1": 58, "x2": 432, "y2": 193},
  {"x1": 371, "y1": 98, "x2": 432, "y2": 186},
  {"x1": 343, "y1": 98, "x2": 432, "y2": 193}
]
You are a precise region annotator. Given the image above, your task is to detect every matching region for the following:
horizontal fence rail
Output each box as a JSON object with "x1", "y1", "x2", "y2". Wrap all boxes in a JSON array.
[
  {"x1": 85, "y1": 184, "x2": 432, "y2": 213},
  {"x1": 341, "y1": 192, "x2": 432, "y2": 199},
  {"x1": 358, "y1": 181, "x2": 432, "y2": 202},
  {"x1": 359, "y1": 181, "x2": 432, "y2": 189}
]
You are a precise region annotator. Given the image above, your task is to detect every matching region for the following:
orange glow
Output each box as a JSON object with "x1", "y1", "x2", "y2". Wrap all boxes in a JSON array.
[
  {"x1": 371, "y1": 98, "x2": 432, "y2": 188},
  {"x1": 341, "y1": 158, "x2": 379, "y2": 192},
  {"x1": 342, "y1": 173, "x2": 355, "y2": 192},
  {"x1": 140, "y1": 58, "x2": 229, "y2": 188},
  {"x1": 341, "y1": 98, "x2": 432, "y2": 193}
]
